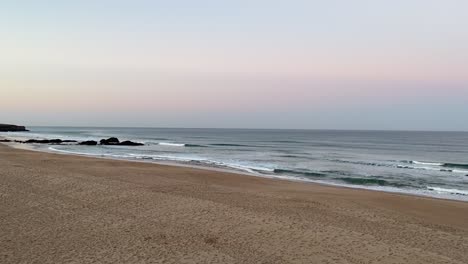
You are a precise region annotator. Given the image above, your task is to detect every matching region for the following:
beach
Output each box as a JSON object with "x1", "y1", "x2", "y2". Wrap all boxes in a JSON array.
[{"x1": 1, "y1": 143, "x2": 468, "y2": 264}]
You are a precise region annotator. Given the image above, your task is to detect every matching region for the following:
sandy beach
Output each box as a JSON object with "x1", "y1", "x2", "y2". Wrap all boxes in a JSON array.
[{"x1": 1, "y1": 143, "x2": 467, "y2": 264}]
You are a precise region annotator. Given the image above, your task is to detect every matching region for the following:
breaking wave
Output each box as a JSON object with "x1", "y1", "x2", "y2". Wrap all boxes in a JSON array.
[
  {"x1": 442, "y1": 163, "x2": 468, "y2": 169},
  {"x1": 427, "y1": 187, "x2": 468, "y2": 196},
  {"x1": 158, "y1": 142, "x2": 186, "y2": 147},
  {"x1": 273, "y1": 169, "x2": 326, "y2": 177},
  {"x1": 336, "y1": 177, "x2": 408, "y2": 187}
]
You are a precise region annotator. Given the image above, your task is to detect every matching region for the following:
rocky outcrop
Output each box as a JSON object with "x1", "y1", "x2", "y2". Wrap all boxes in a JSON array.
[
  {"x1": 24, "y1": 139, "x2": 59, "y2": 144},
  {"x1": 99, "y1": 137, "x2": 143, "y2": 146},
  {"x1": 3, "y1": 136, "x2": 143, "y2": 147},
  {"x1": 24, "y1": 139, "x2": 77, "y2": 144},
  {"x1": 119, "y1": 140, "x2": 144, "y2": 146},
  {"x1": 79, "y1": 140, "x2": 98, "y2": 146},
  {"x1": 100, "y1": 137, "x2": 120, "y2": 145},
  {"x1": 0, "y1": 124, "x2": 28, "y2": 132}
]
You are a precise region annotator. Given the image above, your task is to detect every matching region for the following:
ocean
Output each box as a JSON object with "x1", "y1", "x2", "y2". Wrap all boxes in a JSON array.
[{"x1": 3, "y1": 127, "x2": 468, "y2": 201}]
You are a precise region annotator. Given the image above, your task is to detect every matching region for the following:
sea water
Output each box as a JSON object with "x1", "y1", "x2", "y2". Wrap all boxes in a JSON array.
[{"x1": 4, "y1": 127, "x2": 468, "y2": 201}]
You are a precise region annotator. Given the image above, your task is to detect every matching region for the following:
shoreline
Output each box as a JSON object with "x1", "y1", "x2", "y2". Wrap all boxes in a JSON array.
[
  {"x1": 1, "y1": 143, "x2": 468, "y2": 263},
  {"x1": 2, "y1": 140, "x2": 467, "y2": 203}
]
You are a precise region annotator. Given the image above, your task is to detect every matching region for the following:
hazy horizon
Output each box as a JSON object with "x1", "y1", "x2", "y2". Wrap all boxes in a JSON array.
[
  {"x1": 1, "y1": 1, "x2": 467, "y2": 131},
  {"x1": 2, "y1": 124, "x2": 466, "y2": 133}
]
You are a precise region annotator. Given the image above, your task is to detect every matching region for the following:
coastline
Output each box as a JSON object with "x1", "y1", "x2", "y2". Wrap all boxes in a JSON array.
[
  {"x1": 1, "y1": 143, "x2": 468, "y2": 263},
  {"x1": 3, "y1": 139, "x2": 468, "y2": 202}
]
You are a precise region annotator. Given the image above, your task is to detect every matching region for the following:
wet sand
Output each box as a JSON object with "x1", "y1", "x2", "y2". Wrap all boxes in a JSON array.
[{"x1": 1, "y1": 143, "x2": 467, "y2": 263}]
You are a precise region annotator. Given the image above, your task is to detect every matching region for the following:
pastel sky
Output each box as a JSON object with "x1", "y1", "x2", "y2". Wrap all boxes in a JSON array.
[{"x1": 1, "y1": 0, "x2": 467, "y2": 130}]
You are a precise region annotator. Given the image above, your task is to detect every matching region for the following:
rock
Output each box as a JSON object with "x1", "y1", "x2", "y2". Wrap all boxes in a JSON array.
[
  {"x1": 0, "y1": 139, "x2": 12, "y2": 142},
  {"x1": 0, "y1": 124, "x2": 29, "y2": 132},
  {"x1": 98, "y1": 137, "x2": 143, "y2": 146},
  {"x1": 24, "y1": 139, "x2": 71, "y2": 144},
  {"x1": 21, "y1": 138, "x2": 77, "y2": 145},
  {"x1": 79, "y1": 140, "x2": 98, "y2": 146},
  {"x1": 118, "y1": 140, "x2": 144, "y2": 146},
  {"x1": 100, "y1": 137, "x2": 120, "y2": 145},
  {"x1": 24, "y1": 139, "x2": 50, "y2": 144},
  {"x1": 49, "y1": 139, "x2": 64, "y2": 144}
]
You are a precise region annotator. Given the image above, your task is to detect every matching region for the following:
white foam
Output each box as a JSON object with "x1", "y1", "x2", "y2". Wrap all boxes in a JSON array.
[
  {"x1": 398, "y1": 165, "x2": 440, "y2": 171},
  {"x1": 412, "y1": 161, "x2": 443, "y2": 166},
  {"x1": 413, "y1": 166, "x2": 441, "y2": 171},
  {"x1": 48, "y1": 147, "x2": 133, "y2": 159},
  {"x1": 213, "y1": 162, "x2": 275, "y2": 174},
  {"x1": 127, "y1": 153, "x2": 275, "y2": 174},
  {"x1": 48, "y1": 147, "x2": 99, "y2": 156},
  {"x1": 427, "y1": 186, "x2": 468, "y2": 196},
  {"x1": 158, "y1": 142, "x2": 186, "y2": 147},
  {"x1": 129, "y1": 153, "x2": 205, "y2": 162}
]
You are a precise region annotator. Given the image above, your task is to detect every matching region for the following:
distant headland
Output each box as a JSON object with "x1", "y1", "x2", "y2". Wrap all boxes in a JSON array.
[{"x1": 0, "y1": 124, "x2": 29, "y2": 132}]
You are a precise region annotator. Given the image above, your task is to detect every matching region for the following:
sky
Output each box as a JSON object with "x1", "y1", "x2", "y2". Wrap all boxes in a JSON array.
[{"x1": 1, "y1": 0, "x2": 467, "y2": 130}]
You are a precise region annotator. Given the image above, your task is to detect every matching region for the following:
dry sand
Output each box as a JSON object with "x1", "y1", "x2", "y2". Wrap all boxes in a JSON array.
[{"x1": 1, "y1": 143, "x2": 468, "y2": 263}]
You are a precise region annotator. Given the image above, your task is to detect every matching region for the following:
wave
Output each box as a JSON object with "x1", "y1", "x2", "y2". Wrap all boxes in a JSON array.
[
  {"x1": 48, "y1": 147, "x2": 96, "y2": 156},
  {"x1": 427, "y1": 187, "x2": 468, "y2": 196},
  {"x1": 321, "y1": 170, "x2": 353, "y2": 176},
  {"x1": 127, "y1": 153, "x2": 275, "y2": 174},
  {"x1": 158, "y1": 142, "x2": 186, "y2": 147},
  {"x1": 412, "y1": 161, "x2": 444, "y2": 166},
  {"x1": 398, "y1": 160, "x2": 468, "y2": 173},
  {"x1": 277, "y1": 154, "x2": 311, "y2": 159},
  {"x1": 221, "y1": 163, "x2": 274, "y2": 173},
  {"x1": 209, "y1": 143, "x2": 253, "y2": 147},
  {"x1": 273, "y1": 169, "x2": 326, "y2": 177},
  {"x1": 397, "y1": 165, "x2": 440, "y2": 171},
  {"x1": 336, "y1": 177, "x2": 407, "y2": 187},
  {"x1": 402, "y1": 160, "x2": 468, "y2": 169},
  {"x1": 185, "y1": 144, "x2": 207, "y2": 147},
  {"x1": 332, "y1": 159, "x2": 468, "y2": 175},
  {"x1": 329, "y1": 159, "x2": 390, "y2": 167},
  {"x1": 193, "y1": 160, "x2": 275, "y2": 174},
  {"x1": 442, "y1": 163, "x2": 468, "y2": 169},
  {"x1": 128, "y1": 153, "x2": 202, "y2": 162},
  {"x1": 48, "y1": 147, "x2": 133, "y2": 159},
  {"x1": 337, "y1": 177, "x2": 388, "y2": 186},
  {"x1": 264, "y1": 140, "x2": 304, "y2": 144}
]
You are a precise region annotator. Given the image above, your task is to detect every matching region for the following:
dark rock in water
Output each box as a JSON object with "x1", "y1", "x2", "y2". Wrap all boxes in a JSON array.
[
  {"x1": 79, "y1": 140, "x2": 98, "y2": 146},
  {"x1": 24, "y1": 139, "x2": 73, "y2": 144},
  {"x1": 14, "y1": 140, "x2": 24, "y2": 143},
  {"x1": 100, "y1": 137, "x2": 120, "y2": 145},
  {"x1": 119, "y1": 140, "x2": 144, "y2": 146},
  {"x1": 0, "y1": 139, "x2": 12, "y2": 142},
  {"x1": 24, "y1": 139, "x2": 63, "y2": 144},
  {"x1": 0, "y1": 124, "x2": 29, "y2": 132},
  {"x1": 98, "y1": 137, "x2": 143, "y2": 146},
  {"x1": 24, "y1": 139, "x2": 48, "y2": 144}
]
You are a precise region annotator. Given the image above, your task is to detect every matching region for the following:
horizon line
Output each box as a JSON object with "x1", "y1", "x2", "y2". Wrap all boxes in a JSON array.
[{"x1": 21, "y1": 125, "x2": 468, "y2": 133}]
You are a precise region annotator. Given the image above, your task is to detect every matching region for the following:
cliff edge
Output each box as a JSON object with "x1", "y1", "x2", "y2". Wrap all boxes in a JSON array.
[{"x1": 0, "y1": 124, "x2": 29, "y2": 132}]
